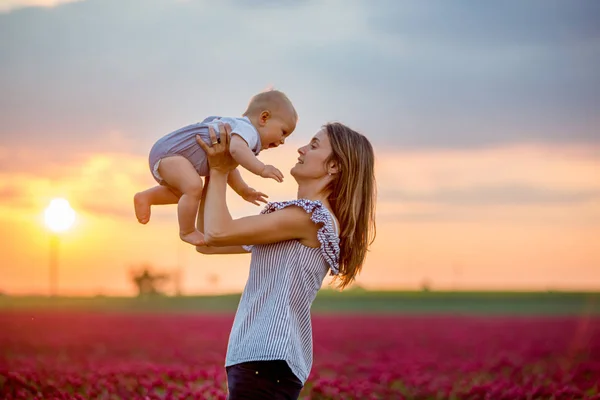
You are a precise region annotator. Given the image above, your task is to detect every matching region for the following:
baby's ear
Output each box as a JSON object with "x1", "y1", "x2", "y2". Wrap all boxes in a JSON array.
[{"x1": 260, "y1": 110, "x2": 271, "y2": 123}]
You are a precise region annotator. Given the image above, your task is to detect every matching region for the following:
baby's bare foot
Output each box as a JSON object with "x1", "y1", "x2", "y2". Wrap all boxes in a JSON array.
[
  {"x1": 180, "y1": 230, "x2": 205, "y2": 246},
  {"x1": 134, "y1": 192, "x2": 151, "y2": 224}
]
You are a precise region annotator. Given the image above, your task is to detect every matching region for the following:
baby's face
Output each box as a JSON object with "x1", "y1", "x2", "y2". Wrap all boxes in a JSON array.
[{"x1": 259, "y1": 111, "x2": 296, "y2": 150}]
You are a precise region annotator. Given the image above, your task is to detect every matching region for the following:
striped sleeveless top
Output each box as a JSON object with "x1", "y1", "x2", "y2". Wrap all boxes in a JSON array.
[{"x1": 224, "y1": 199, "x2": 340, "y2": 384}]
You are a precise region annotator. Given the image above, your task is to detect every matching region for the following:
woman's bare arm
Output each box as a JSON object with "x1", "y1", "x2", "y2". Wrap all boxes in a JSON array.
[
  {"x1": 203, "y1": 169, "x2": 317, "y2": 247},
  {"x1": 195, "y1": 123, "x2": 317, "y2": 249},
  {"x1": 195, "y1": 176, "x2": 250, "y2": 255},
  {"x1": 195, "y1": 244, "x2": 249, "y2": 255}
]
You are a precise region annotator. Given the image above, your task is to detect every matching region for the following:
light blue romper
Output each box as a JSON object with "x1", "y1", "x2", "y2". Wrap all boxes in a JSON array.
[{"x1": 148, "y1": 116, "x2": 262, "y2": 185}]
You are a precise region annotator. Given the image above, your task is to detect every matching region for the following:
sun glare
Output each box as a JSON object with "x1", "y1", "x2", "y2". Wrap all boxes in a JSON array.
[{"x1": 44, "y1": 198, "x2": 76, "y2": 233}]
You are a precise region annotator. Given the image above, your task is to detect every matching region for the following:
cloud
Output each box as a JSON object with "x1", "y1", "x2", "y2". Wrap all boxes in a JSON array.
[
  {"x1": 0, "y1": 145, "x2": 294, "y2": 221},
  {"x1": 0, "y1": 0, "x2": 598, "y2": 153},
  {"x1": 0, "y1": 0, "x2": 83, "y2": 13},
  {"x1": 282, "y1": 1, "x2": 600, "y2": 148},
  {"x1": 372, "y1": 144, "x2": 600, "y2": 224},
  {"x1": 368, "y1": 0, "x2": 600, "y2": 47},
  {"x1": 0, "y1": 183, "x2": 29, "y2": 204},
  {"x1": 383, "y1": 185, "x2": 600, "y2": 207},
  {"x1": 229, "y1": 0, "x2": 312, "y2": 9}
]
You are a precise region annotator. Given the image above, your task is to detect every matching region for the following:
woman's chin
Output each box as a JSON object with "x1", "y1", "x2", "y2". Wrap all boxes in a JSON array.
[{"x1": 290, "y1": 165, "x2": 303, "y2": 180}]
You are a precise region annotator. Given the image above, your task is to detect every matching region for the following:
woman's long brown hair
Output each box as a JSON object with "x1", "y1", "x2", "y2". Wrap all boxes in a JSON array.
[{"x1": 324, "y1": 123, "x2": 376, "y2": 289}]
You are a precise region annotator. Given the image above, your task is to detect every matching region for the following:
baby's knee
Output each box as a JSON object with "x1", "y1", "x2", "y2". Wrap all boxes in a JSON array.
[{"x1": 185, "y1": 181, "x2": 204, "y2": 198}]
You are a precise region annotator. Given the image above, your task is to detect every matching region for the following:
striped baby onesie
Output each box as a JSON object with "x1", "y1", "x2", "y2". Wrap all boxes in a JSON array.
[{"x1": 225, "y1": 199, "x2": 340, "y2": 384}]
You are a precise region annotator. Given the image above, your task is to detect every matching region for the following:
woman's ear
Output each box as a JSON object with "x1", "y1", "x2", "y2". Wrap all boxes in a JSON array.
[{"x1": 327, "y1": 160, "x2": 339, "y2": 176}]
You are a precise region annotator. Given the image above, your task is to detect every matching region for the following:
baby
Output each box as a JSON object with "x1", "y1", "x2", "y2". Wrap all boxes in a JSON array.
[{"x1": 134, "y1": 90, "x2": 298, "y2": 246}]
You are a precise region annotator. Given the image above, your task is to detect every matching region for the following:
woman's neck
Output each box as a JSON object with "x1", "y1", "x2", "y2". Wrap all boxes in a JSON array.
[{"x1": 296, "y1": 180, "x2": 330, "y2": 204}]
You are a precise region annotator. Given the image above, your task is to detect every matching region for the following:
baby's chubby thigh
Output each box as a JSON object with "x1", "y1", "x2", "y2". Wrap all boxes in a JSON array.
[{"x1": 157, "y1": 155, "x2": 204, "y2": 198}]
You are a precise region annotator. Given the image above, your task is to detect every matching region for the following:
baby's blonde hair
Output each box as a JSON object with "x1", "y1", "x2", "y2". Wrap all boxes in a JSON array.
[{"x1": 243, "y1": 89, "x2": 298, "y2": 121}]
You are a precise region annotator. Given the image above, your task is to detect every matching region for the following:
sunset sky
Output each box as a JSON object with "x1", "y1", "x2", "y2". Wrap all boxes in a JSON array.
[{"x1": 1, "y1": 0, "x2": 599, "y2": 295}]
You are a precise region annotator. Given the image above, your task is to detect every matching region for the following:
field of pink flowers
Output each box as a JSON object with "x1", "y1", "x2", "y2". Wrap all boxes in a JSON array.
[{"x1": 1, "y1": 311, "x2": 598, "y2": 399}]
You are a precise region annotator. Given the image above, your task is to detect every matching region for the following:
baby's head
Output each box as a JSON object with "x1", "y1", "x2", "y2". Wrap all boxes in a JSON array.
[{"x1": 243, "y1": 90, "x2": 298, "y2": 150}]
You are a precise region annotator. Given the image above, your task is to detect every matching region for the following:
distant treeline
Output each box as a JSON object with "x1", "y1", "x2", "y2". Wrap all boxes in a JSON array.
[{"x1": 0, "y1": 290, "x2": 598, "y2": 315}]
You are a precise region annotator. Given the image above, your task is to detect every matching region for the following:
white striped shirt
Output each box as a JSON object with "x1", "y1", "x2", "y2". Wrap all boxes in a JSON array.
[{"x1": 225, "y1": 199, "x2": 340, "y2": 384}]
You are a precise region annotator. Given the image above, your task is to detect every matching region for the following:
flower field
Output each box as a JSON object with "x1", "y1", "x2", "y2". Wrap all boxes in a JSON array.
[{"x1": 1, "y1": 311, "x2": 599, "y2": 399}]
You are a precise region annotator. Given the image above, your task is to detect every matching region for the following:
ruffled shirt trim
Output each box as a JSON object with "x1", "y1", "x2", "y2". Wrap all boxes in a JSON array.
[{"x1": 242, "y1": 199, "x2": 340, "y2": 275}]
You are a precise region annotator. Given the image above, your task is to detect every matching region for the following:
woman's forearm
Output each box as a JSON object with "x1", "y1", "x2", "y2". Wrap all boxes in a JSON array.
[
  {"x1": 196, "y1": 177, "x2": 208, "y2": 234},
  {"x1": 204, "y1": 169, "x2": 234, "y2": 242},
  {"x1": 196, "y1": 175, "x2": 248, "y2": 254},
  {"x1": 196, "y1": 245, "x2": 249, "y2": 254}
]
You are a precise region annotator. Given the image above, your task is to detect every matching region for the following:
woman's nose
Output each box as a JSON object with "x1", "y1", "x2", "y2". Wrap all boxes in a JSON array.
[{"x1": 298, "y1": 146, "x2": 305, "y2": 155}]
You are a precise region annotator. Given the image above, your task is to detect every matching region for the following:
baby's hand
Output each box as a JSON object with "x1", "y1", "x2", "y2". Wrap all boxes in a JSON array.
[
  {"x1": 240, "y1": 187, "x2": 269, "y2": 206},
  {"x1": 260, "y1": 164, "x2": 284, "y2": 183}
]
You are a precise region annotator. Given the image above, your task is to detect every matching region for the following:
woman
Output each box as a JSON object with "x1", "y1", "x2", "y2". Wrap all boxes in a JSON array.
[{"x1": 194, "y1": 121, "x2": 376, "y2": 400}]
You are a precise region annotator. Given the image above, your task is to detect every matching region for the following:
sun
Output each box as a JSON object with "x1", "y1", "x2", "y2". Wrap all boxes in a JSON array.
[{"x1": 44, "y1": 198, "x2": 76, "y2": 233}]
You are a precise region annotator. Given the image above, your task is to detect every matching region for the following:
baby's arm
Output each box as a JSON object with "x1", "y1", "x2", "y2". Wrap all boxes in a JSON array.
[
  {"x1": 230, "y1": 135, "x2": 283, "y2": 183},
  {"x1": 228, "y1": 168, "x2": 269, "y2": 206},
  {"x1": 227, "y1": 168, "x2": 249, "y2": 196},
  {"x1": 230, "y1": 134, "x2": 265, "y2": 176}
]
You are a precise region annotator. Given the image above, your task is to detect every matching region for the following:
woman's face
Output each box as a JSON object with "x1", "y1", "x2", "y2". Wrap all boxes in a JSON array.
[{"x1": 291, "y1": 128, "x2": 333, "y2": 179}]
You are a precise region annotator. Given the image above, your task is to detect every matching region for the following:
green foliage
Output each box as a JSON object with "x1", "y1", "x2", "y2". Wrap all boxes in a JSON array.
[{"x1": 0, "y1": 290, "x2": 598, "y2": 315}]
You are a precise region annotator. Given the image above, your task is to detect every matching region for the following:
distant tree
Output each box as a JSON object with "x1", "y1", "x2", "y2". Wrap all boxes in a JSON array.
[
  {"x1": 172, "y1": 268, "x2": 183, "y2": 297},
  {"x1": 129, "y1": 264, "x2": 171, "y2": 297},
  {"x1": 421, "y1": 278, "x2": 431, "y2": 292}
]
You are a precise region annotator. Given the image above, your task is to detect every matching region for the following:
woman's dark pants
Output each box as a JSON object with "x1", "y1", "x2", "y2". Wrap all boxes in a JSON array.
[{"x1": 226, "y1": 360, "x2": 303, "y2": 400}]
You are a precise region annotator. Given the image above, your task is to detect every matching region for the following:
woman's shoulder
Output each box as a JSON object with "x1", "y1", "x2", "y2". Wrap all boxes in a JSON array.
[
  {"x1": 261, "y1": 199, "x2": 338, "y2": 230},
  {"x1": 261, "y1": 200, "x2": 337, "y2": 229},
  {"x1": 260, "y1": 199, "x2": 340, "y2": 274},
  {"x1": 260, "y1": 199, "x2": 326, "y2": 215}
]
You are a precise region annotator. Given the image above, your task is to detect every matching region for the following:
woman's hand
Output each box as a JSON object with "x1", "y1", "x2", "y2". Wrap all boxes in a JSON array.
[{"x1": 195, "y1": 122, "x2": 239, "y2": 173}]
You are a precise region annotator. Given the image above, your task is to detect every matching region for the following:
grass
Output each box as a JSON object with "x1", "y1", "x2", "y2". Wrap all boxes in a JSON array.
[{"x1": 0, "y1": 290, "x2": 598, "y2": 315}]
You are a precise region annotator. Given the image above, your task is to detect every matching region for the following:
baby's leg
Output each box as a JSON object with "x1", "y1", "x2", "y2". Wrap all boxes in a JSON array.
[
  {"x1": 134, "y1": 185, "x2": 180, "y2": 224},
  {"x1": 157, "y1": 156, "x2": 204, "y2": 246}
]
